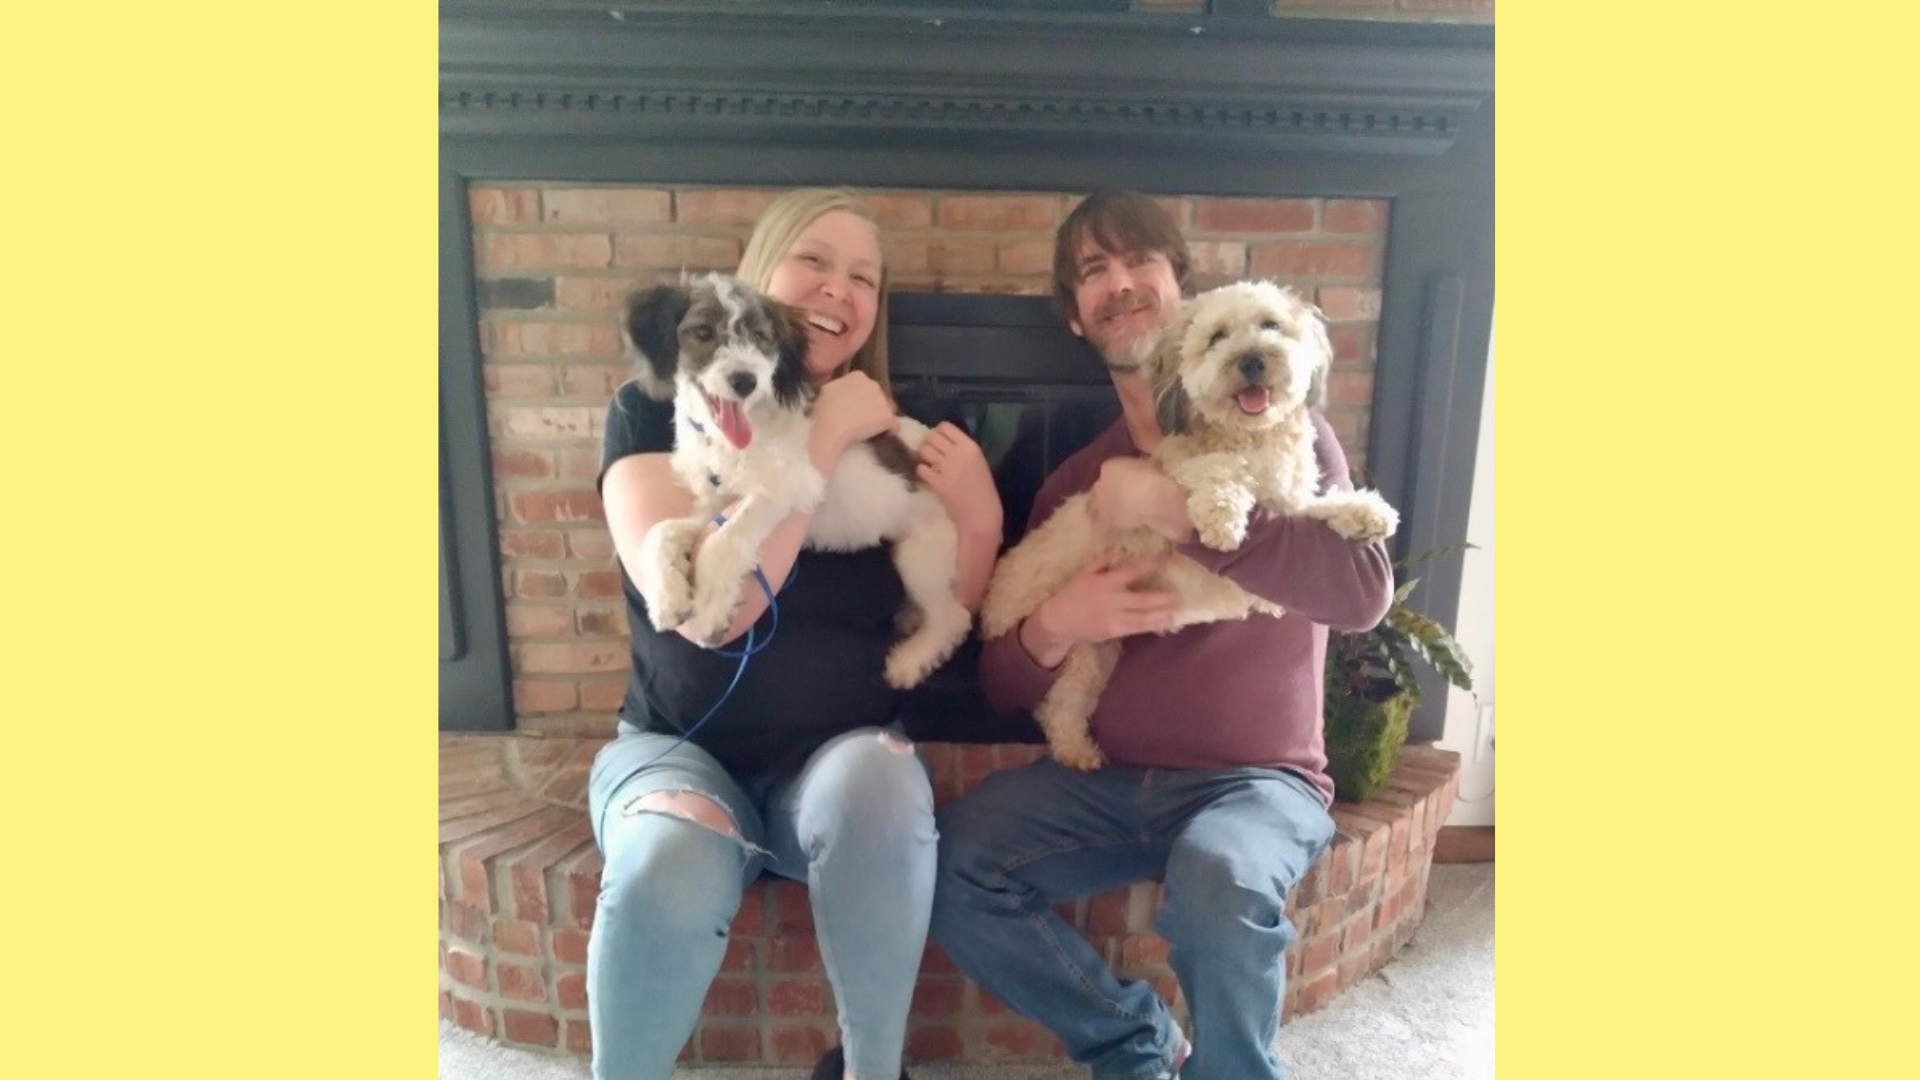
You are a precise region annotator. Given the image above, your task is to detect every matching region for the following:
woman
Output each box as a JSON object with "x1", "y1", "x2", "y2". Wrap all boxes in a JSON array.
[{"x1": 587, "y1": 188, "x2": 1003, "y2": 1080}]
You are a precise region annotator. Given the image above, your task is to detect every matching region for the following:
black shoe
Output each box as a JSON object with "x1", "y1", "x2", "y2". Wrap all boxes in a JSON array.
[{"x1": 808, "y1": 1045, "x2": 914, "y2": 1080}]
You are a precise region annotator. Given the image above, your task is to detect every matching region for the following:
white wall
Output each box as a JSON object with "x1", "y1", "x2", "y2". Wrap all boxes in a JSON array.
[{"x1": 1434, "y1": 321, "x2": 1494, "y2": 826}]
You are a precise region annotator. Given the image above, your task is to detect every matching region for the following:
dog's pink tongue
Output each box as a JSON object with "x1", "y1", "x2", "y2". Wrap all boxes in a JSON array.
[
  {"x1": 713, "y1": 399, "x2": 753, "y2": 449},
  {"x1": 1235, "y1": 386, "x2": 1271, "y2": 414}
]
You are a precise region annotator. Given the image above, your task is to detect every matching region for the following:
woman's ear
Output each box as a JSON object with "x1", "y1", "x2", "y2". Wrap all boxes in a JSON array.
[{"x1": 622, "y1": 284, "x2": 691, "y2": 400}]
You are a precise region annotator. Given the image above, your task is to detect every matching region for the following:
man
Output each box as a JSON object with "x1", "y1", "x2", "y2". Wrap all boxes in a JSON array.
[{"x1": 929, "y1": 191, "x2": 1394, "y2": 1080}]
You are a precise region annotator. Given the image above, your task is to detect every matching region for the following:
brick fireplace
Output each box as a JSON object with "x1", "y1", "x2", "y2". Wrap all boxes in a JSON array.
[{"x1": 439, "y1": 1, "x2": 1493, "y2": 1066}]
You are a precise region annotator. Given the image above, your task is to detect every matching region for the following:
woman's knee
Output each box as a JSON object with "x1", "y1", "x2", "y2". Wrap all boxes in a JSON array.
[
  {"x1": 597, "y1": 791, "x2": 756, "y2": 928},
  {"x1": 805, "y1": 729, "x2": 936, "y2": 825}
]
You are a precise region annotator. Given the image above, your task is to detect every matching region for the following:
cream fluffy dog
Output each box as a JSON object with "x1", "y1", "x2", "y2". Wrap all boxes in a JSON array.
[
  {"x1": 980, "y1": 280, "x2": 1398, "y2": 769},
  {"x1": 623, "y1": 273, "x2": 970, "y2": 690}
]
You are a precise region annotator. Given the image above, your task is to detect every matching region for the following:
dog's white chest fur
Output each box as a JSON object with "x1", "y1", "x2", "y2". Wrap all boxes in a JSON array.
[{"x1": 807, "y1": 418, "x2": 935, "y2": 551}]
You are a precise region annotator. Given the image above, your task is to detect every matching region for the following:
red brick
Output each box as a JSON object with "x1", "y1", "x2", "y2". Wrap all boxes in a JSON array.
[
  {"x1": 1317, "y1": 285, "x2": 1382, "y2": 321},
  {"x1": 483, "y1": 365, "x2": 556, "y2": 397},
  {"x1": 455, "y1": 806, "x2": 584, "y2": 910},
  {"x1": 543, "y1": 188, "x2": 672, "y2": 225},
  {"x1": 553, "y1": 927, "x2": 590, "y2": 966},
  {"x1": 1250, "y1": 242, "x2": 1375, "y2": 278},
  {"x1": 1325, "y1": 837, "x2": 1357, "y2": 896},
  {"x1": 500, "y1": 406, "x2": 597, "y2": 439},
  {"x1": 1153, "y1": 196, "x2": 1193, "y2": 229},
  {"x1": 718, "y1": 938, "x2": 755, "y2": 974},
  {"x1": 1188, "y1": 240, "x2": 1249, "y2": 277},
  {"x1": 1327, "y1": 325, "x2": 1372, "y2": 367},
  {"x1": 445, "y1": 946, "x2": 487, "y2": 989},
  {"x1": 564, "y1": 1018, "x2": 593, "y2": 1055},
  {"x1": 677, "y1": 189, "x2": 778, "y2": 227},
  {"x1": 554, "y1": 971, "x2": 588, "y2": 1011},
  {"x1": 509, "y1": 490, "x2": 605, "y2": 524},
  {"x1": 444, "y1": 900, "x2": 489, "y2": 946},
  {"x1": 496, "y1": 321, "x2": 623, "y2": 358},
  {"x1": 1300, "y1": 929, "x2": 1339, "y2": 979},
  {"x1": 773, "y1": 880, "x2": 814, "y2": 930},
  {"x1": 981, "y1": 1019, "x2": 1050, "y2": 1057},
  {"x1": 470, "y1": 188, "x2": 540, "y2": 225},
  {"x1": 921, "y1": 940, "x2": 960, "y2": 975},
  {"x1": 1338, "y1": 948, "x2": 1371, "y2": 991},
  {"x1": 494, "y1": 918, "x2": 542, "y2": 956},
  {"x1": 576, "y1": 606, "x2": 625, "y2": 637},
  {"x1": 770, "y1": 1025, "x2": 832, "y2": 1065},
  {"x1": 939, "y1": 194, "x2": 1060, "y2": 231},
  {"x1": 613, "y1": 234, "x2": 743, "y2": 271},
  {"x1": 910, "y1": 979, "x2": 965, "y2": 1018},
  {"x1": 1086, "y1": 890, "x2": 1133, "y2": 938},
  {"x1": 558, "y1": 447, "x2": 605, "y2": 483},
  {"x1": 1119, "y1": 932, "x2": 1170, "y2": 969},
  {"x1": 555, "y1": 276, "x2": 645, "y2": 311},
  {"x1": 997, "y1": 238, "x2": 1054, "y2": 276},
  {"x1": 486, "y1": 233, "x2": 613, "y2": 271},
  {"x1": 767, "y1": 933, "x2": 823, "y2": 973},
  {"x1": 1330, "y1": 371, "x2": 1375, "y2": 407},
  {"x1": 498, "y1": 960, "x2": 548, "y2": 1002},
  {"x1": 520, "y1": 643, "x2": 627, "y2": 675},
  {"x1": 732, "y1": 888, "x2": 766, "y2": 936},
  {"x1": 439, "y1": 988, "x2": 455, "y2": 1021},
  {"x1": 1299, "y1": 969, "x2": 1339, "y2": 1014},
  {"x1": 579, "y1": 679, "x2": 627, "y2": 711},
  {"x1": 907, "y1": 1026, "x2": 964, "y2": 1061},
  {"x1": 573, "y1": 569, "x2": 624, "y2": 599},
  {"x1": 865, "y1": 192, "x2": 936, "y2": 231},
  {"x1": 452, "y1": 994, "x2": 494, "y2": 1036},
  {"x1": 1323, "y1": 198, "x2": 1391, "y2": 234},
  {"x1": 700, "y1": 1025, "x2": 761, "y2": 1061},
  {"x1": 508, "y1": 817, "x2": 595, "y2": 923},
  {"x1": 1400, "y1": 0, "x2": 1494, "y2": 14},
  {"x1": 502, "y1": 1008, "x2": 559, "y2": 1047},
  {"x1": 499, "y1": 528, "x2": 566, "y2": 561},
  {"x1": 568, "y1": 528, "x2": 617, "y2": 561},
  {"x1": 514, "y1": 570, "x2": 569, "y2": 599},
  {"x1": 703, "y1": 978, "x2": 758, "y2": 1017},
  {"x1": 507, "y1": 605, "x2": 575, "y2": 639},
  {"x1": 1195, "y1": 197, "x2": 1316, "y2": 234},
  {"x1": 768, "y1": 979, "x2": 829, "y2": 1016},
  {"x1": 884, "y1": 238, "x2": 996, "y2": 276}
]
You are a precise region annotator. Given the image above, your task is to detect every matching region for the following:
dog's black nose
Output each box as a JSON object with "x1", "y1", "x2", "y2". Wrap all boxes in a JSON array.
[
  {"x1": 728, "y1": 371, "x2": 757, "y2": 398},
  {"x1": 1238, "y1": 354, "x2": 1267, "y2": 380}
]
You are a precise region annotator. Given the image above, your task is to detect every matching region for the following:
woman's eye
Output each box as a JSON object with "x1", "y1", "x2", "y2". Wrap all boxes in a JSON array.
[
  {"x1": 853, "y1": 275, "x2": 877, "y2": 289},
  {"x1": 1208, "y1": 329, "x2": 1229, "y2": 347},
  {"x1": 798, "y1": 252, "x2": 824, "y2": 267}
]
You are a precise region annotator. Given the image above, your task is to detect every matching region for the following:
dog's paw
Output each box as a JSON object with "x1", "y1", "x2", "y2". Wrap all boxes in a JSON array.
[
  {"x1": 1050, "y1": 736, "x2": 1106, "y2": 772},
  {"x1": 684, "y1": 578, "x2": 746, "y2": 647},
  {"x1": 638, "y1": 518, "x2": 701, "y2": 629},
  {"x1": 1322, "y1": 493, "x2": 1400, "y2": 543}
]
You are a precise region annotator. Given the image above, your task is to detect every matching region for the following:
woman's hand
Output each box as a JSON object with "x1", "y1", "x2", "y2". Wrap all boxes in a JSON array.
[
  {"x1": 808, "y1": 371, "x2": 899, "y2": 464},
  {"x1": 915, "y1": 422, "x2": 1003, "y2": 538}
]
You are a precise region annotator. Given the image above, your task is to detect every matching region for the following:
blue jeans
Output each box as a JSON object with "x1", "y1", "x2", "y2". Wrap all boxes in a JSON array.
[
  {"x1": 931, "y1": 759, "x2": 1335, "y2": 1080},
  {"x1": 587, "y1": 726, "x2": 937, "y2": 1080}
]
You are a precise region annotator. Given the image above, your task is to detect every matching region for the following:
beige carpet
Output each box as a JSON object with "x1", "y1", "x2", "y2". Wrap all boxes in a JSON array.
[{"x1": 440, "y1": 864, "x2": 1493, "y2": 1080}]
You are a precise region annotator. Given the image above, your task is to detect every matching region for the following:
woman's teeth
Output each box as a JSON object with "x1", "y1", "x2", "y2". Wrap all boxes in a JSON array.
[{"x1": 805, "y1": 312, "x2": 846, "y2": 336}]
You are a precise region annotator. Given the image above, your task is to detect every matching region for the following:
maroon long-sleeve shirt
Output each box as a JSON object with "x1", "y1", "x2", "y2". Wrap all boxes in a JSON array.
[{"x1": 980, "y1": 411, "x2": 1393, "y2": 804}]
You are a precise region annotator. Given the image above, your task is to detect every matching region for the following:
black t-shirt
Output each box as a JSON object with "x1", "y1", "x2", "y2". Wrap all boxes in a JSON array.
[{"x1": 597, "y1": 382, "x2": 907, "y2": 776}]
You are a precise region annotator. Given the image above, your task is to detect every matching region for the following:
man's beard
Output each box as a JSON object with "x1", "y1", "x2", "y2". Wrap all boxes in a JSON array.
[{"x1": 1088, "y1": 294, "x2": 1168, "y2": 373}]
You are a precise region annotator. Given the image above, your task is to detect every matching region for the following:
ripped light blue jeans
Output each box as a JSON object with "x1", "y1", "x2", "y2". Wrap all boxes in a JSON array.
[{"x1": 586, "y1": 725, "x2": 938, "y2": 1080}]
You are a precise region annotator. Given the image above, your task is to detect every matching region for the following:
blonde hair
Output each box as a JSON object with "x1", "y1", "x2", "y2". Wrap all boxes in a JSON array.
[{"x1": 735, "y1": 187, "x2": 892, "y2": 399}]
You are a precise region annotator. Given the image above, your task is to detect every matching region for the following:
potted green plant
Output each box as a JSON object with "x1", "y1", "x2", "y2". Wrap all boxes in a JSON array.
[{"x1": 1323, "y1": 543, "x2": 1477, "y2": 802}]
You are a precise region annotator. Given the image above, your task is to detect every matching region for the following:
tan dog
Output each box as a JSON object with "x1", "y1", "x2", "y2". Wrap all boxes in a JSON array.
[{"x1": 980, "y1": 281, "x2": 1398, "y2": 770}]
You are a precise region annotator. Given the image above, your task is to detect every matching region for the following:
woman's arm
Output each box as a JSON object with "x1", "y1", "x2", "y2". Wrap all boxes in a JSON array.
[{"x1": 914, "y1": 421, "x2": 1004, "y2": 612}]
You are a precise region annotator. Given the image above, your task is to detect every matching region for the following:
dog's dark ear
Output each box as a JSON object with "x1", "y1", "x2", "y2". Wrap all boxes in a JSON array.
[
  {"x1": 769, "y1": 300, "x2": 812, "y2": 409},
  {"x1": 1155, "y1": 377, "x2": 1193, "y2": 437},
  {"x1": 622, "y1": 284, "x2": 691, "y2": 400}
]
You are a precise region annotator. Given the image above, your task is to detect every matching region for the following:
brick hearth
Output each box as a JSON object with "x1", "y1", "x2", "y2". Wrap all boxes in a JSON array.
[{"x1": 438, "y1": 736, "x2": 1461, "y2": 1064}]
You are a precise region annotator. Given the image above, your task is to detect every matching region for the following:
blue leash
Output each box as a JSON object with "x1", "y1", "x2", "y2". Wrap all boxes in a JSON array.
[{"x1": 632, "y1": 516, "x2": 789, "y2": 771}]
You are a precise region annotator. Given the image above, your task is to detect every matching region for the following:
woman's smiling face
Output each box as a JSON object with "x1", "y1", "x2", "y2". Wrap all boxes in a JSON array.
[{"x1": 764, "y1": 209, "x2": 883, "y2": 383}]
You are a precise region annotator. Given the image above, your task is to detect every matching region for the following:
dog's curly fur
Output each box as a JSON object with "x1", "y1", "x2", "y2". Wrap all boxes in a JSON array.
[
  {"x1": 980, "y1": 281, "x2": 1398, "y2": 770},
  {"x1": 622, "y1": 272, "x2": 970, "y2": 690}
]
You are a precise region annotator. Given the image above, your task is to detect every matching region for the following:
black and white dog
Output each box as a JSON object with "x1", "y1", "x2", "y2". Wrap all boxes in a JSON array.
[{"x1": 621, "y1": 272, "x2": 970, "y2": 690}]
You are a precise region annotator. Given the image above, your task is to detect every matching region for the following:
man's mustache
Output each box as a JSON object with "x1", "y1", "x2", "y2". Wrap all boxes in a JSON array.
[{"x1": 1096, "y1": 293, "x2": 1158, "y2": 323}]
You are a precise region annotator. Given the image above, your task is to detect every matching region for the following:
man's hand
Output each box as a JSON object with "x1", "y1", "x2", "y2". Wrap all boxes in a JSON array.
[
  {"x1": 1087, "y1": 457, "x2": 1195, "y2": 544},
  {"x1": 1018, "y1": 550, "x2": 1180, "y2": 669}
]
